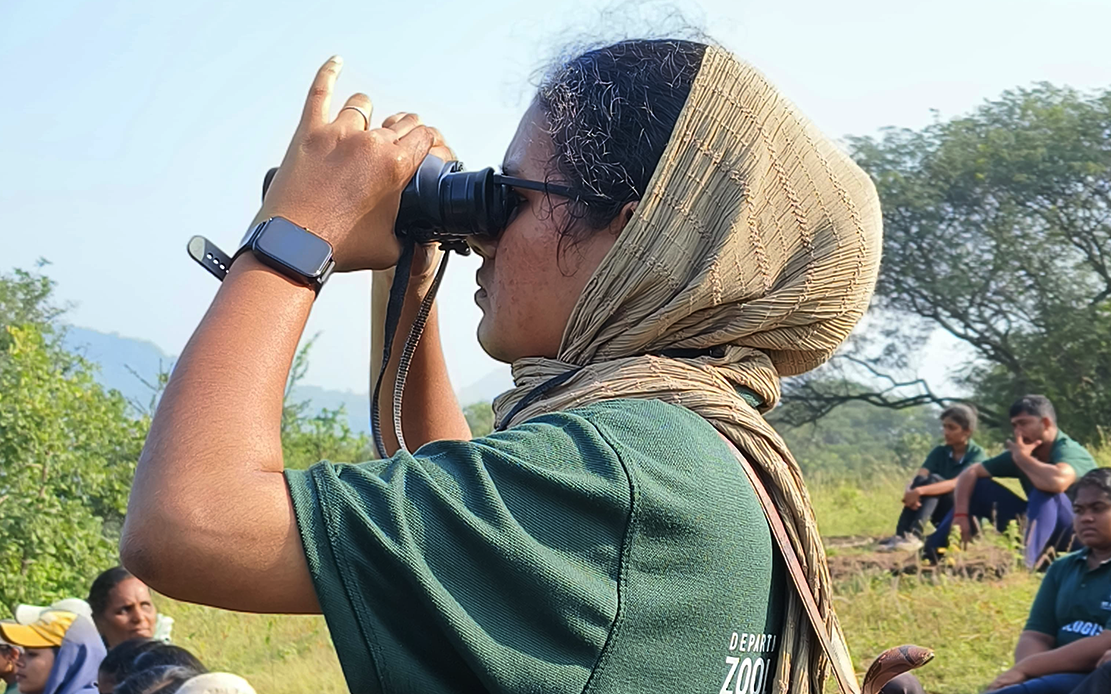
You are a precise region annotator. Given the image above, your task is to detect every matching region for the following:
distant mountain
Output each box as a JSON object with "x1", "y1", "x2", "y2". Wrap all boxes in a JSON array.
[
  {"x1": 457, "y1": 366, "x2": 513, "y2": 406},
  {"x1": 62, "y1": 326, "x2": 510, "y2": 434},
  {"x1": 64, "y1": 327, "x2": 175, "y2": 411}
]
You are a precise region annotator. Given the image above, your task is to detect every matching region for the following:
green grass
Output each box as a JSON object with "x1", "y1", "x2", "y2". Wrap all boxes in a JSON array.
[
  {"x1": 810, "y1": 474, "x2": 907, "y2": 538},
  {"x1": 833, "y1": 571, "x2": 1038, "y2": 693},
  {"x1": 810, "y1": 473, "x2": 1045, "y2": 693},
  {"x1": 158, "y1": 599, "x2": 347, "y2": 693},
  {"x1": 156, "y1": 472, "x2": 1043, "y2": 694}
]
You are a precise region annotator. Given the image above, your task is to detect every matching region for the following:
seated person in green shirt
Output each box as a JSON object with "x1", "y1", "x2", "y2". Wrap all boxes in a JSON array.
[
  {"x1": 879, "y1": 404, "x2": 986, "y2": 552},
  {"x1": 924, "y1": 395, "x2": 1097, "y2": 568},
  {"x1": 982, "y1": 468, "x2": 1111, "y2": 693},
  {"x1": 119, "y1": 40, "x2": 894, "y2": 694}
]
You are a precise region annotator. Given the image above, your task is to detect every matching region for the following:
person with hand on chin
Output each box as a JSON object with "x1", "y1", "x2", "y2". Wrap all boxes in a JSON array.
[
  {"x1": 923, "y1": 395, "x2": 1096, "y2": 568},
  {"x1": 985, "y1": 469, "x2": 1111, "y2": 693},
  {"x1": 121, "y1": 43, "x2": 898, "y2": 694}
]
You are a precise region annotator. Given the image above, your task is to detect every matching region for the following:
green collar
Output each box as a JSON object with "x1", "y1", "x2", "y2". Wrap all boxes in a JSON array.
[{"x1": 737, "y1": 386, "x2": 763, "y2": 410}]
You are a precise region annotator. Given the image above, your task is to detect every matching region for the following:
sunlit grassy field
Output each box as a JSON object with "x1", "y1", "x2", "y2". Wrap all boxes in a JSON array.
[{"x1": 161, "y1": 472, "x2": 1054, "y2": 694}]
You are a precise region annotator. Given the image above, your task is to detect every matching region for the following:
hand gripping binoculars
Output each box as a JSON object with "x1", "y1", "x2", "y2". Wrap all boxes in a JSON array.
[{"x1": 262, "y1": 155, "x2": 519, "y2": 255}]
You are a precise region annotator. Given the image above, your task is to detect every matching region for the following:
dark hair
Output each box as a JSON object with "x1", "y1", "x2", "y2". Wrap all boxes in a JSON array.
[
  {"x1": 1009, "y1": 394, "x2": 1057, "y2": 424},
  {"x1": 132, "y1": 645, "x2": 206, "y2": 675},
  {"x1": 89, "y1": 566, "x2": 136, "y2": 618},
  {"x1": 536, "y1": 39, "x2": 707, "y2": 243},
  {"x1": 99, "y1": 639, "x2": 161, "y2": 686},
  {"x1": 1076, "y1": 468, "x2": 1111, "y2": 500},
  {"x1": 114, "y1": 666, "x2": 197, "y2": 694},
  {"x1": 940, "y1": 404, "x2": 977, "y2": 432}
]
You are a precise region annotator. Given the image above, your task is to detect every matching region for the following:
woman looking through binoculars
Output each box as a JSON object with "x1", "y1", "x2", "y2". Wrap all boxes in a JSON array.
[{"x1": 122, "y1": 40, "x2": 915, "y2": 693}]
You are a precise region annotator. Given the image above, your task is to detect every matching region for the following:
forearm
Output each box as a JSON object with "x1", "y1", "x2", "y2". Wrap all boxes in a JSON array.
[
  {"x1": 1018, "y1": 632, "x2": 1111, "y2": 677},
  {"x1": 122, "y1": 255, "x2": 316, "y2": 607},
  {"x1": 916, "y1": 478, "x2": 957, "y2": 497},
  {"x1": 1014, "y1": 453, "x2": 1071, "y2": 493},
  {"x1": 374, "y1": 269, "x2": 470, "y2": 456},
  {"x1": 954, "y1": 467, "x2": 982, "y2": 513}
]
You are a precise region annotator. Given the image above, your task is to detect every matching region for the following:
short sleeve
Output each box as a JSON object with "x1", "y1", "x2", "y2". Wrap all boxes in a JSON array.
[
  {"x1": 966, "y1": 443, "x2": 988, "y2": 465},
  {"x1": 981, "y1": 452, "x2": 1018, "y2": 479},
  {"x1": 1024, "y1": 562, "x2": 1064, "y2": 637},
  {"x1": 284, "y1": 411, "x2": 632, "y2": 694},
  {"x1": 1051, "y1": 437, "x2": 1097, "y2": 479},
  {"x1": 922, "y1": 447, "x2": 946, "y2": 474}
]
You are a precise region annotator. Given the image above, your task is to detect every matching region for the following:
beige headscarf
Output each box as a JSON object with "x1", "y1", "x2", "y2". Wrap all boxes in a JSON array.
[{"x1": 492, "y1": 46, "x2": 882, "y2": 694}]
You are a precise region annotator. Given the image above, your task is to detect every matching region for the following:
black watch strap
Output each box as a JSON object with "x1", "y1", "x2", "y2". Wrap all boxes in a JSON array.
[{"x1": 187, "y1": 235, "x2": 235, "y2": 282}]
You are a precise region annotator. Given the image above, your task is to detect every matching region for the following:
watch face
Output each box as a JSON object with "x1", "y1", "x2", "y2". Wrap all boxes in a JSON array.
[{"x1": 254, "y1": 218, "x2": 333, "y2": 278}]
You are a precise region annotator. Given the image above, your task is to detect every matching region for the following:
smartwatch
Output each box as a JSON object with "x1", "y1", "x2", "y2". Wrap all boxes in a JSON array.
[{"x1": 187, "y1": 217, "x2": 335, "y2": 293}]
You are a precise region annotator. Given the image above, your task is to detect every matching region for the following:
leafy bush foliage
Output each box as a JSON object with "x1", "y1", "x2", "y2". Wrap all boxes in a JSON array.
[{"x1": 0, "y1": 269, "x2": 145, "y2": 611}]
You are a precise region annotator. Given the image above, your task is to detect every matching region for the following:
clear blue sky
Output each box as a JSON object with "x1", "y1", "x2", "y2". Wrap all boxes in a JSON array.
[{"x1": 3, "y1": 0, "x2": 1110, "y2": 396}]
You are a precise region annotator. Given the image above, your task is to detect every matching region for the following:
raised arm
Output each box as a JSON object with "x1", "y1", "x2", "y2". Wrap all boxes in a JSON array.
[{"x1": 121, "y1": 57, "x2": 439, "y2": 612}]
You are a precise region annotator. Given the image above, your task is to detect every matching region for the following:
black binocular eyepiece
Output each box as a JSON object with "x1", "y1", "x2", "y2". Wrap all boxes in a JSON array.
[
  {"x1": 393, "y1": 156, "x2": 518, "y2": 254},
  {"x1": 262, "y1": 155, "x2": 516, "y2": 255}
]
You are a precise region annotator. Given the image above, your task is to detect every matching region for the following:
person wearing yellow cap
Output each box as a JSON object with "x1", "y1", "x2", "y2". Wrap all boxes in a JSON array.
[{"x1": 0, "y1": 612, "x2": 105, "y2": 694}]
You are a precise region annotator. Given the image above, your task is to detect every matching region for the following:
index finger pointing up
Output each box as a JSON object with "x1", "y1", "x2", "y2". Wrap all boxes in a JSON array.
[{"x1": 300, "y1": 56, "x2": 343, "y2": 129}]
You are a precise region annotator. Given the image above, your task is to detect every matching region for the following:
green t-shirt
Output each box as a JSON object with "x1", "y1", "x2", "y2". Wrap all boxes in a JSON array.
[
  {"x1": 921, "y1": 441, "x2": 987, "y2": 480},
  {"x1": 286, "y1": 399, "x2": 785, "y2": 694},
  {"x1": 980, "y1": 431, "x2": 1096, "y2": 496},
  {"x1": 1025, "y1": 548, "x2": 1111, "y2": 646}
]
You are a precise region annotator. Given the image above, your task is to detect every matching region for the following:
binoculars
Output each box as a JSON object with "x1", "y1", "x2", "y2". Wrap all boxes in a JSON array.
[{"x1": 263, "y1": 156, "x2": 518, "y2": 255}]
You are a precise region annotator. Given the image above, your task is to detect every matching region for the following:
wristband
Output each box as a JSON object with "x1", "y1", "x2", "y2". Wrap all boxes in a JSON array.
[{"x1": 953, "y1": 513, "x2": 970, "y2": 518}]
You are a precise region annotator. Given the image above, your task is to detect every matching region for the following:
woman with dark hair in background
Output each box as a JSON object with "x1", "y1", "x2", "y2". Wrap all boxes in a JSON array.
[
  {"x1": 111, "y1": 667, "x2": 195, "y2": 694},
  {"x1": 97, "y1": 643, "x2": 203, "y2": 694},
  {"x1": 87, "y1": 569, "x2": 157, "y2": 650},
  {"x1": 878, "y1": 404, "x2": 987, "y2": 553},
  {"x1": 127, "y1": 648, "x2": 203, "y2": 679},
  {"x1": 97, "y1": 640, "x2": 160, "y2": 694},
  {"x1": 120, "y1": 37, "x2": 924, "y2": 693}
]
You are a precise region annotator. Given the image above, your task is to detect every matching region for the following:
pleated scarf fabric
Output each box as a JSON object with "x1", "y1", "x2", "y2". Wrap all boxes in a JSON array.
[{"x1": 492, "y1": 46, "x2": 883, "y2": 693}]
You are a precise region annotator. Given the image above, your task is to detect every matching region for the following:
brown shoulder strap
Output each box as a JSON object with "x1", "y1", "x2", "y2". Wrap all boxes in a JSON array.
[{"x1": 718, "y1": 434, "x2": 860, "y2": 694}]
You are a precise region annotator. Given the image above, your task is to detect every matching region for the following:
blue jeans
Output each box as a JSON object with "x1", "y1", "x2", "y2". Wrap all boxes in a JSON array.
[
  {"x1": 991, "y1": 672, "x2": 1088, "y2": 694},
  {"x1": 924, "y1": 478, "x2": 1075, "y2": 567},
  {"x1": 1070, "y1": 662, "x2": 1111, "y2": 694}
]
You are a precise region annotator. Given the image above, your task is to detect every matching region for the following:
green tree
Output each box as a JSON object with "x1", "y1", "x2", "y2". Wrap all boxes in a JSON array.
[
  {"x1": 771, "y1": 393, "x2": 939, "y2": 480},
  {"x1": 280, "y1": 336, "x2": 373, "y2": 469},
  {"x1": 0, "y1": 266, "x2": 377, "y2": 611},
  {"x1": 789, "y1": 83, "x2": 1111, "y2": 444},
  {"x1": 463, "y1": 402, "x2": 494, "y2": 438},
  {"x1": 0, "y1": 269, "x2": 146, "y2": 611}
]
